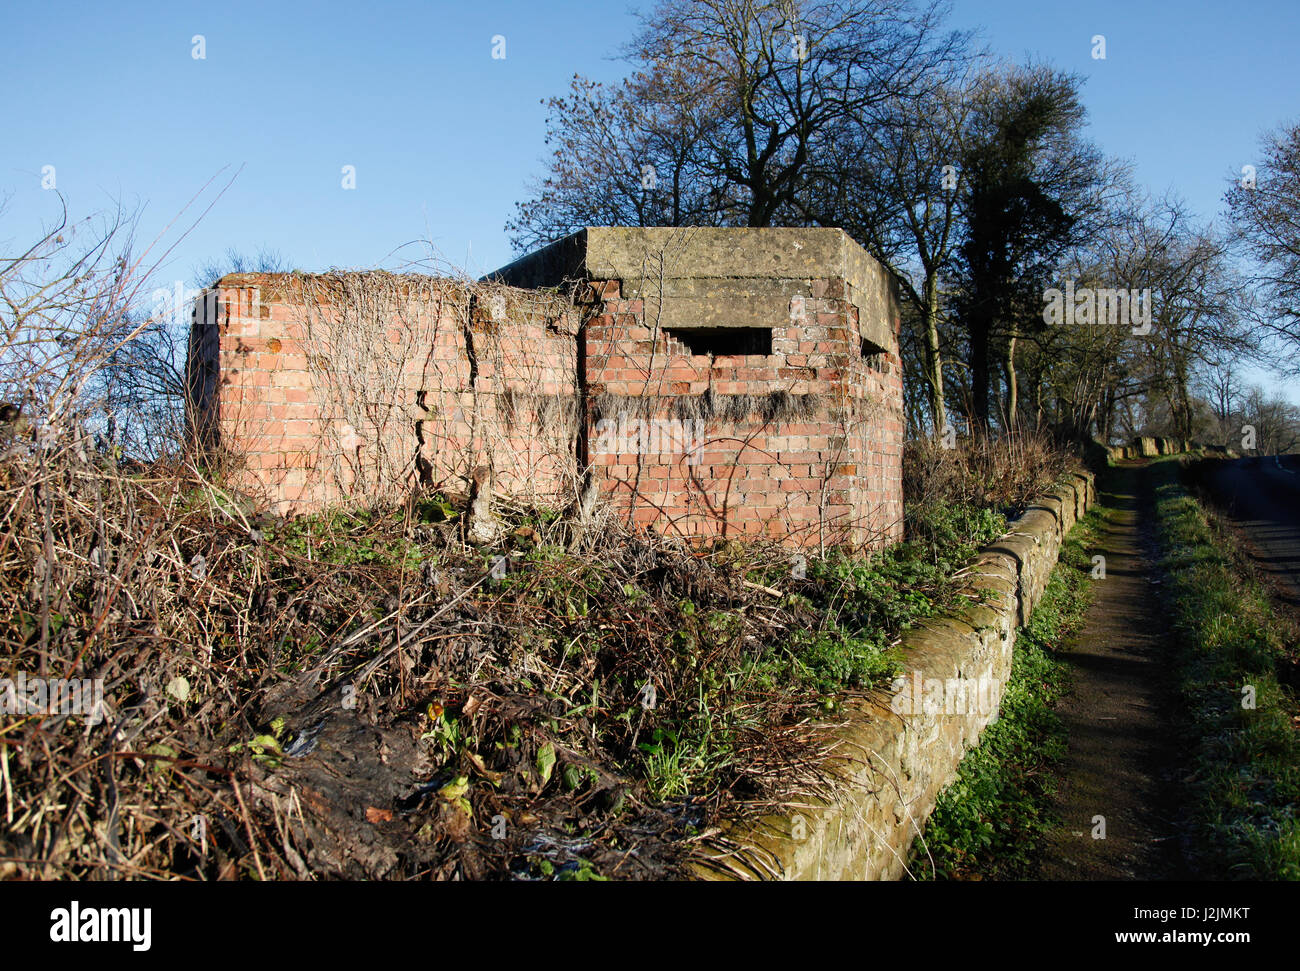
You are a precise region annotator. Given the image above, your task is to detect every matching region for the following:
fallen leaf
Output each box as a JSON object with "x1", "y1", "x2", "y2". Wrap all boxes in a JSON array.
[
  {"x1": 466, "y1": 751, "x2": 503, "y2": 785},
  {"x1": 438, "y1": 775, "x2": 470, "y2": 801},
  {"x1": 536, "y1": 742, "x2": 556, "y2": 786},
  {"x1": 439, "y1": 800, "x2": 472, "y2": 842},
  {"x1": 365, "y1": 806, "x2": 393, "y2": 824}
]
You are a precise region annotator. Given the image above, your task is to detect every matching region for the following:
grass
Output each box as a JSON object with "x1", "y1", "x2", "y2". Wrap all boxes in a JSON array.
[
  {"x1": 748, "y1": 504, "x2": 1008, "y2": 698},
  {"x1": 911, "y1": 505, "x2": 1102, "y2": 880},
  {"x1": 1151, "y1": 458, "x2": 1300, "y2": 879}
]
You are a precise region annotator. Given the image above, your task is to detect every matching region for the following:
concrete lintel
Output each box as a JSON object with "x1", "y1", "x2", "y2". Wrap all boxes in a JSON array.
[{"x1": 485, "y1": 227, "x2": 899, "y2": 353}]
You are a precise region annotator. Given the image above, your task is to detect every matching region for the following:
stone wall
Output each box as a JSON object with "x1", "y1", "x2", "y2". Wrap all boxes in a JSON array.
[
  {"x1": 1106, "y1": 438, "x2": 1234, "y2": 461},
  {"x1": 692, "y1": 471, "x2": 1096, "y2": 880}
]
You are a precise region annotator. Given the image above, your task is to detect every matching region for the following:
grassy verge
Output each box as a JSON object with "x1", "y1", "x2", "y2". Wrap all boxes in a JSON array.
[
  {"x1": 911, "y1": 506, "x2": 1103, "y2": 880},
  {"x1": 1151, "y1": 459, "x2": 1300, "y2": 879}
]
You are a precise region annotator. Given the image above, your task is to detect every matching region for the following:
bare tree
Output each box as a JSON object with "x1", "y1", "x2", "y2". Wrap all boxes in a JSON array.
[
  {"x1": 508, "y1": 73, "x2": 733, "y2": 251},
  {"x1": 508, "y1": 0, "x2": 971, "y2": 249},
  {"x1": 1227, "y1": 121, "x2": 1300, "y2": 372},
  {"x1": 0, "y1": 196, "x2": 146, "y2": 429},
  {"x1": 1020, "y1": 190, "x2": 1251, "y2": 443},
  {"x1": 812, "y1": 76, "x2": 977, "y2": 436},
  {"x1": 1241, "y1": 385, "x2": 1300, "y2": 454},
  {"x1": 1200, "y1": 366, "x2": 1244, "y2": 446}
]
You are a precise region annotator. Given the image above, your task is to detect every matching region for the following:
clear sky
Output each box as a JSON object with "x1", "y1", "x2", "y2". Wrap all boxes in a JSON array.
[{"x1": 4, "y1": 0, "x2": 1298, "y2": 394}]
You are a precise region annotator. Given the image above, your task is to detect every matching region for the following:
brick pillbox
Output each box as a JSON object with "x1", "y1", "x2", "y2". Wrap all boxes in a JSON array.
[{"x1": 188, "y1": 227, "x2": 904, "y2": 549}]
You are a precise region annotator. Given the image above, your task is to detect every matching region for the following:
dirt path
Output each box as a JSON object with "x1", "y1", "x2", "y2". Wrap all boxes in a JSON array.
[{"x1": 1036, "y1": 464, "x2": 1184, "y2": 880}]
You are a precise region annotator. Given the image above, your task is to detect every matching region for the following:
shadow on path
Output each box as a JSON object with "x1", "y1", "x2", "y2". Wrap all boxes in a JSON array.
[{"x1": 1036, "y1": 464, "x2": 1185, "y2": 880}]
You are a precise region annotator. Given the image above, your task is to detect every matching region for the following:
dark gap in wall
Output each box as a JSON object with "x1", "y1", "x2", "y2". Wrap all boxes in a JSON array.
[
  {"x1": 861, "y1": 337, "x2": 888, "y2": 372},
  {"x1": 666, "y1": 327, "x2": 772, "y2": 357},
  {"x1": 463, "y1": 294, "x2": 480, "y2": 388}
]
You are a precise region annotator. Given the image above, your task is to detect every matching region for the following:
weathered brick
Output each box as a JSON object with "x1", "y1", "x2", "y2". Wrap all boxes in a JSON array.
[{"x1": 194, "y1": 231, "x2": 903, "y2": 548}]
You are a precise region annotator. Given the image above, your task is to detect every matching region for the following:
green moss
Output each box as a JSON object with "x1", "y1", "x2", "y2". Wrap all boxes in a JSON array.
[{"x1": 912, "y1": 508, "x2": 1101, "y2": 880}]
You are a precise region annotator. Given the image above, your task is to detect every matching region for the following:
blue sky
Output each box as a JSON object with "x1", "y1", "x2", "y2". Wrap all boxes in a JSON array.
[{"x1": 4, "y1": 0, "x2": 1299, "y2": 394}]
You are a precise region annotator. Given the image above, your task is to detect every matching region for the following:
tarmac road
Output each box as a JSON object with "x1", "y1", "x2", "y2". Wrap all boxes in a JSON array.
[{"x1": 1196, "y1": 454, "x2": 1300, "y2": 607}]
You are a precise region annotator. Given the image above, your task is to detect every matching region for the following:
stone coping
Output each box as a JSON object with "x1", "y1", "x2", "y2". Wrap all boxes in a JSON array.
[{"x1": 691, "y1": 470, "x2": 1096, "y2": 881}]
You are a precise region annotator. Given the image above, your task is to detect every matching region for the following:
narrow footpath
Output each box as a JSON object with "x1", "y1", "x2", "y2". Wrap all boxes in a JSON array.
[{"x1": 1036, "y1": 464, "x2": 1184, "y2": 880}]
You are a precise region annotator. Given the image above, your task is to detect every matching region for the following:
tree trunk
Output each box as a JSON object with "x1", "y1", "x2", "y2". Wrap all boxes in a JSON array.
[
  {"x1": 1004, "y1": 334, "x2": 1018, "y2": 431},
  {"x1": 922, "y1": 272, "x2": 947, "y2": 437},
  {"x1": 970, "y1": 316, "x2": 992, "y2": 429},
  {"x1": 1177, "y1": 364, "x2": 1194, "y2": 439}
]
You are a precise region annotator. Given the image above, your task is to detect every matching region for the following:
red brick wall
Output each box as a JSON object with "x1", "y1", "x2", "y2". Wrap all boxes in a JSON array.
[
  {"x1": 844, "y1": 278, "x2": 905, "y2": 546},
  {"x1": 191, "y1": 274, "x2": 580, "y2": 513},
  {"x1": 191, "y1": 269, "x2": 904, "y2": 549},
  {"x1": 583, "y1": 277, "x2": 904, "y2": 549}
]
